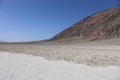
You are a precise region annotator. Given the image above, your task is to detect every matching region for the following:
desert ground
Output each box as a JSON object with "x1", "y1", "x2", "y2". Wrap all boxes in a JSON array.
[
  {"x1": 1, "y1": 52, "x2": 120, "y2": 80},
  {"x1": 0, "y1": 38, "x2": 120, "y2": 80},
  {"x1": 0, "y1": 38, "x2": 120, "y2": 66}
]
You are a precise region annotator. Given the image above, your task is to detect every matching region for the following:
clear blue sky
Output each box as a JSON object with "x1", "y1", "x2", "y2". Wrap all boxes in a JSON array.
[{"x1": 0, "y1": 0, "x2": 120, "y2": 42}]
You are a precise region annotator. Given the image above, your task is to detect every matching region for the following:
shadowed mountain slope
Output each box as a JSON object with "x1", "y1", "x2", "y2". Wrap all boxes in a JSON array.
[{"x1": 50, "y1": 6, "x2": 120, "y2": 42}]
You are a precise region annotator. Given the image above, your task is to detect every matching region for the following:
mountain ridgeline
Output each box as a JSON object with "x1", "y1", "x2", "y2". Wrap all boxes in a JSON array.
[{"x1": 49, "y1": 6, "x2": 120, "y2": 42}]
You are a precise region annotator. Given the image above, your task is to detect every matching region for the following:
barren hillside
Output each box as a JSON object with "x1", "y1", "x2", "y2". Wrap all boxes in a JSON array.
[{"x1": 50, "y1": 6, "x2": 120, "y2": 41}]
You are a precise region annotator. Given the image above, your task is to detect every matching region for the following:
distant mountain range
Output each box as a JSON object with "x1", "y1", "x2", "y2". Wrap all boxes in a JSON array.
[
  {"x1": 0, "y1": 40, "x2": 5, "y2": 42},
  {"x1": 49, "y1": 5, "x2": 120, "y2": 42},
  {"x1": 30, "y1": 39, "x2": 49, "y2": 43}
]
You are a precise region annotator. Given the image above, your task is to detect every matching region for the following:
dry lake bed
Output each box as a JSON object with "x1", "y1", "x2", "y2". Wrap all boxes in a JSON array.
[{"x1": 0, "y1": 39, "x2": 120, "y2": 80}]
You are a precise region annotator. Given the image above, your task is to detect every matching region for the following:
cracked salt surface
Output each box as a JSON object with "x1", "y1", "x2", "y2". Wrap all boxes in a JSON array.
[{"x1": 0, "y1": 52, "x2": 120, "y2": 80}]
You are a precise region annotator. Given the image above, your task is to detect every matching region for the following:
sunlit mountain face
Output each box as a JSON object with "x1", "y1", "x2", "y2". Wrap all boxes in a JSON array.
[{"x1": 50, "y1": 5, "x2": 120, "y2": 42}]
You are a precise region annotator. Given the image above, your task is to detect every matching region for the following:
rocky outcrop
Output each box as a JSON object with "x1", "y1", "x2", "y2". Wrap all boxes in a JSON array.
[{"x1": 50, "y1": 6, "x2": 120, "y2": 41}]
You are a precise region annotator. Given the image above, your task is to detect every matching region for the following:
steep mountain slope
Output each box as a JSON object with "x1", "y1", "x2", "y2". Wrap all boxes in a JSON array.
[{"x1": 50, "y1": 6, "x2": 120, "y2": 41}]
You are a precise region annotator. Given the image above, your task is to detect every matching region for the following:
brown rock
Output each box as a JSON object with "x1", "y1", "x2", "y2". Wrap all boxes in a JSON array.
[{"x1": 49, "y1": 5, "x2": 120, "y2": 42}]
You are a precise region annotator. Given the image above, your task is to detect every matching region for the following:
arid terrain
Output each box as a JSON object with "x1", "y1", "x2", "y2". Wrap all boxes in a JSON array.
[
  {"x1": 0, "y1": 5, "x2": 120, "y2": 80},
  {"x1": 1, "y1": 2, "x2": 120, "y2": 80},
  {"x1": 0, "y1": 5, "x2": 120, "y2": 67},
  {"x1": 50, "y1": 6, "x2": 120, "y2": 41},
  {"x1": 0, "y1": 38, "x2": 120, "y2": 66}
]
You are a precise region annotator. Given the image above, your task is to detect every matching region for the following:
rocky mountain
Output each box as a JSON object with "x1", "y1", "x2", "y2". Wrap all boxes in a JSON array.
[{"x1": 49, "y1": 5, "x2": 120, "y2": 42}]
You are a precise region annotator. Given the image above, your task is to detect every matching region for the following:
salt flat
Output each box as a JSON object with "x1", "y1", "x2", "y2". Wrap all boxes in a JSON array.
[
  {"x1": 0, "y1": 52, "x2": 120, "y2": 80},
  {"x1": 0, "y1": 39, "x2": 120, "y2": 80},
  {"x1": 0, "y1": 39, "x2": 120, "y2": 66}
]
